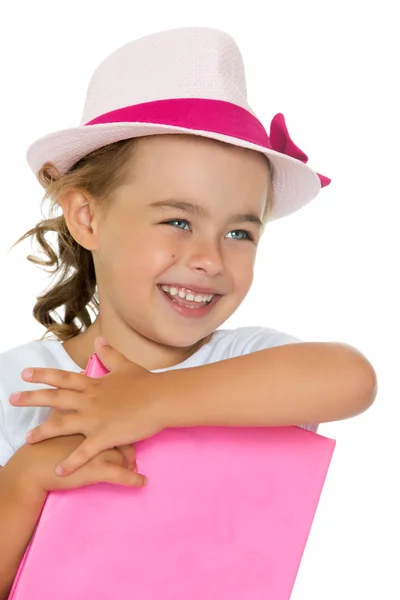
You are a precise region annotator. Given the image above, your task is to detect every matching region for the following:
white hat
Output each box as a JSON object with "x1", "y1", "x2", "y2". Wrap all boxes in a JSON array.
[{"x1": 27, "y1": 27, "x2": 330, "y2": 220}]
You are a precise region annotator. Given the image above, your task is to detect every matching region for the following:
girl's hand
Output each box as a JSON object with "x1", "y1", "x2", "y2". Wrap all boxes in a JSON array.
[
  {"x1": 9, "y1": 338, "x2": 167, "y2": 476},
  {"x1": 9, "y1": 435, "x2": 147, "y2": 493}
]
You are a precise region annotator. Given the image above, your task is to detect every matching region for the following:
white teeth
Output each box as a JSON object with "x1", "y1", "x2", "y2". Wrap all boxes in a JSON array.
[{"x1": 160, "y1": 285, "x2": 214, "y2": 304}]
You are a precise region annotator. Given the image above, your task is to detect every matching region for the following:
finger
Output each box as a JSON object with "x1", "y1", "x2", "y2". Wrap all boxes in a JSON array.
[
  {"x1": 10, "y1": 388, "x2": 81, "y2": 411},
  {"x1": 55, "y1": 437, "x2": 106, "y2": 476},
  {"x1": 26, "y1": 412, "x2": 83, "y2": 444},
  {"x1": 20, "y1": 367, "x2": 88, "y2": 391},
  {"x1": 117, "y1": 444, "x2": 136, "y2": 469},
  {"x1": 94, "y1": 337, "x2": 134, "y2": 373},
  {"x1": 102, "y1": 448, "x2": 125, "y2": 467},
  {"x1": 97, "y1": 463, "x2": 148, "y2": 488}
]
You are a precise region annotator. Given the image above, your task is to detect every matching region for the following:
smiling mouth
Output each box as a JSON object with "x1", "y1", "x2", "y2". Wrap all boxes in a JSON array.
[
  {"x1": 157, "y1": 284, "x2": 222, "y2": 315},
  {"x1": 158, "y1": 284, "x2": 216, "y2": 306}
]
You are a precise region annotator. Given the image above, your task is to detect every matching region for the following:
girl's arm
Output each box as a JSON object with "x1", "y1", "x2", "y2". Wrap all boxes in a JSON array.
[
  {"x1": 161, "y1": 342, "x2": 377, "y2": 428},
  {"x1": 13, "y1": 341, "x2": 377, "y2": 475},
  {"x1": 0, "y1": 462, "x2": 46, "y2": 600}
]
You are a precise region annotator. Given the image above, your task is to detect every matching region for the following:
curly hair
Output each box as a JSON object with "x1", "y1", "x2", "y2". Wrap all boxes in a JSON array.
[{"x1": 12, "y1": 136, "x2": 273, "y2": 343}]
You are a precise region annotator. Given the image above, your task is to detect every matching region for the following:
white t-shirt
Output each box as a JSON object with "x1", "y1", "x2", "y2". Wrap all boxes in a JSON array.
[{"x1": 0, "y1": 326, "x2": 318, "y2": 466}]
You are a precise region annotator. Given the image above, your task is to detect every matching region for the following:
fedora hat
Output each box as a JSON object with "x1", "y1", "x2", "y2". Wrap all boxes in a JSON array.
[{"x1": 27, "y1": 27, "x2": 330, "y2": 220}]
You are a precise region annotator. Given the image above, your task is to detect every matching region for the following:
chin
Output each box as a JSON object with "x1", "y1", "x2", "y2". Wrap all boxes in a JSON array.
[{"x1": 157, "y1": 329, "x2": 210, "y2": 349}]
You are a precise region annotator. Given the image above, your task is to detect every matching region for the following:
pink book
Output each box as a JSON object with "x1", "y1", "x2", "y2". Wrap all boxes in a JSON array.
[{"x1": 9, "y1": 353, "x2": 335, "y2": 599}]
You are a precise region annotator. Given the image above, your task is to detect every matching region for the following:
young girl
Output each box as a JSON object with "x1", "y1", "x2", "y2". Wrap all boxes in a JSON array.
[{"x1": 0, "y1": 27, "x2": 377, "y2": 596}]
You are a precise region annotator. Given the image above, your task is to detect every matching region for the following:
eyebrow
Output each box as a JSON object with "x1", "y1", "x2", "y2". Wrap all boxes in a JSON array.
[{"x1": 147, "y1": 199, "x2": 263, "y2": 228}]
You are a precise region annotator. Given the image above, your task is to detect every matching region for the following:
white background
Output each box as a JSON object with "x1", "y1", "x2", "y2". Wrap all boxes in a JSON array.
[{"x1": 0, "y1": 1, "x2": 398, "y2": 597}]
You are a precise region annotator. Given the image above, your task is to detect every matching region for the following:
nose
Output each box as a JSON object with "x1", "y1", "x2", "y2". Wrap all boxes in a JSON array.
[{"x1": 186, "y1": 237, "x2": 224, "y2": 276}]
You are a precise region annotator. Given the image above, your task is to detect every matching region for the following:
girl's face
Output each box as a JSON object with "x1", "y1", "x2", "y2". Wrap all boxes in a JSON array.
[{"x1": 92, "y1": 134, "x2": 270, "y2": 355}]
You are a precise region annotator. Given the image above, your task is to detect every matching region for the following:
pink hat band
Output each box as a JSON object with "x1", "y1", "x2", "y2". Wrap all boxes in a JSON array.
[{"x1": 85, "y1": 97, "x2": 330, "y2": 188}]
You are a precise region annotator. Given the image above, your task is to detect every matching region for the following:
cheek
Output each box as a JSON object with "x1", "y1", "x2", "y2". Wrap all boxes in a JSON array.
[
  {"x1": 238, "y1": 266, "x2": 255, "y2": 294},
  {"x1": 103, "y1": 230, "x2": 177, "y2": 285},
  {"x1": 227, "y1": 249, "x2": 256, "y2": 292}
]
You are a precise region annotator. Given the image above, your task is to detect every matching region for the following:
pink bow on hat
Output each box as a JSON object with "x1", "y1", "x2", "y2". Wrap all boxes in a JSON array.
[{"x1": 269, "y1": 113, "x2": 331, "y2": 188}]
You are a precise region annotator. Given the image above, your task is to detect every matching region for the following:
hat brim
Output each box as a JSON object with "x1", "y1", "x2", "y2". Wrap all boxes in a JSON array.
[{"x1": 27, "y1": 122, "x2": 321, "y2": 221}]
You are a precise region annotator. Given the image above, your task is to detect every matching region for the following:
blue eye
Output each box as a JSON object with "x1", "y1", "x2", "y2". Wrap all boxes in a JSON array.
[
  {"x1": 164, "y1": 219, "x2": 191, "y2": 230},
  {"x1": 226, "y1": 230, "x2": 254, "y2": 241}
]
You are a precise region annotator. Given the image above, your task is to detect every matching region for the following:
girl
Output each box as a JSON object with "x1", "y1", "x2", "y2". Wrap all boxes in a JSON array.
[{"x1": 0, "y1": 27, "x2": 377, "y2": 597}]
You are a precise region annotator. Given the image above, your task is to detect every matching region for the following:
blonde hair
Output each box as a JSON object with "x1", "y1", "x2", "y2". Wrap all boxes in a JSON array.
[{"x1": 13, "y1": 136, "x2": 273, "y2": 342}]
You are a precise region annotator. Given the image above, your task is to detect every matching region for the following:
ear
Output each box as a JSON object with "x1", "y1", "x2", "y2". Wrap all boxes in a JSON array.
[{"x1": 61, "y1": 190, "x2": 99, "y2": 251}]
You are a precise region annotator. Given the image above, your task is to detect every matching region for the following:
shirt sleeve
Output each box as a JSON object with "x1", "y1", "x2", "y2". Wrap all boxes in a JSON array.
[{"x1": 0, "y1": 394, "x2": 14, "y2": 466}]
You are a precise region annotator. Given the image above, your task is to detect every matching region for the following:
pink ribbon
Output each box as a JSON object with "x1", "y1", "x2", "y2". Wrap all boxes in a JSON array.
[{"x1": 269, "y1": 113, "x2": 331, "y2": 187}]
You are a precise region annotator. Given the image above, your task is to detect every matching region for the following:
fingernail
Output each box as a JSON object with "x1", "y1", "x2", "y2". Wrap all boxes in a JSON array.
[
  {"x1": 97, "y1": 337, "x2": 109, "y2": 346},
  {"x1": 25, "y1": 429, "x2": 33, "y2": 440},
  {"x1": 143, "y1": 476, "x2": 148, "y2": 486},
  {"x1": 21, "y1": 368, "x2": 33, "y2": 380},
  {"x1": 10, "y1": 392, "x2": 21, "y2": 404},
  {"x1": 55, "y1": 465, "x2": 65, "y2": 476}
]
